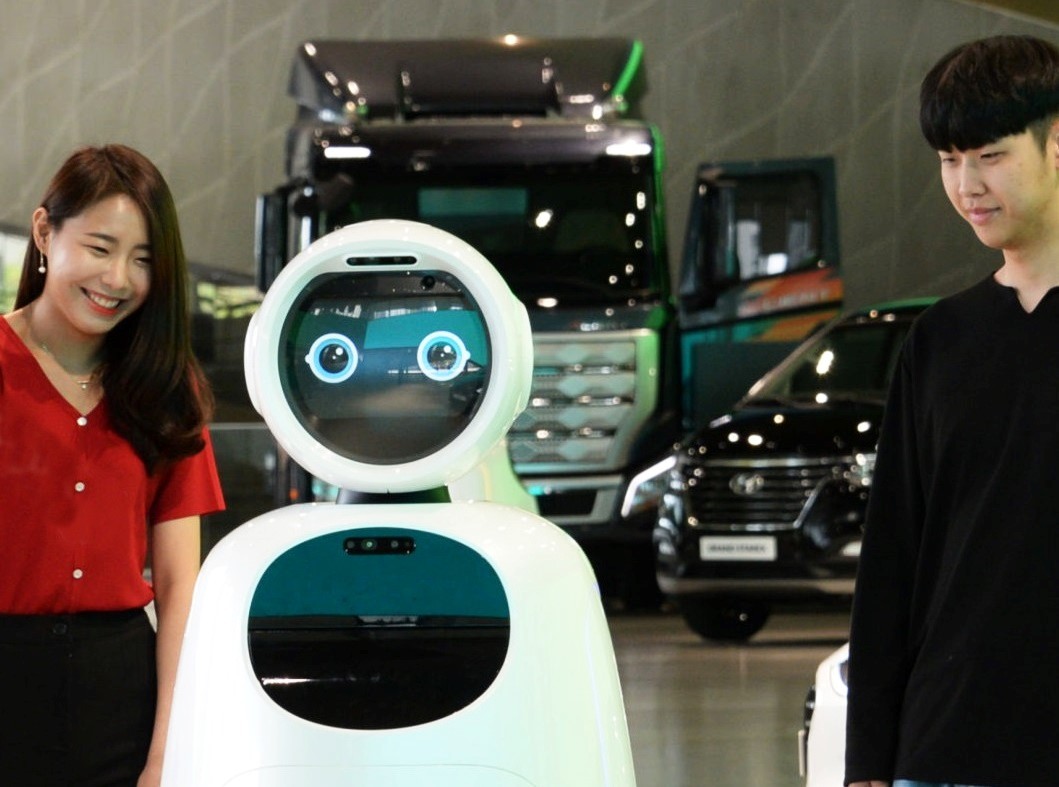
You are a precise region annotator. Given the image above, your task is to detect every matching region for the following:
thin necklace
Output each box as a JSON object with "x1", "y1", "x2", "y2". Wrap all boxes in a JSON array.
[{"x1": 24, "y1": 315, "x2": 99, "y2": 391}]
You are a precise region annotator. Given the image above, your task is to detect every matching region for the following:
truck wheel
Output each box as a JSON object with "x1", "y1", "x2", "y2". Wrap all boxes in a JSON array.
[{"x1": 679, "y1": 597, "x2": 770, "y2": 642}]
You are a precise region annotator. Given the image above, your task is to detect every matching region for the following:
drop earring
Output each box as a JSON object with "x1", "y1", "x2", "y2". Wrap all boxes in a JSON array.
[{"x1": 38, "y1": 254, "x2": 46, "y2": 275}]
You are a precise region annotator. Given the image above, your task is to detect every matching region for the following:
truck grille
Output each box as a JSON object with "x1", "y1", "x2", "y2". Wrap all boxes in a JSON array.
[
  {"x1": 682, "y1": 457, "x2": 843, "y2": 532},
  {"x1": 507, "y1": 331, "x2": 658, "y2": 474}
]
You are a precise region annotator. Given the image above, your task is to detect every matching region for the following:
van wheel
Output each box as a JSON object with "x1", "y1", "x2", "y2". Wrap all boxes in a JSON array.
[{"x1": 679, "y1": 597, "x2": 770, "y2": 642}]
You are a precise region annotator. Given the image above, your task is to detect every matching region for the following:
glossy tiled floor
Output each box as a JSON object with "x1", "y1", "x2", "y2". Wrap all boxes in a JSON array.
[{"x1": 608, "y1": 608, "x2": 850, "y2": 787}]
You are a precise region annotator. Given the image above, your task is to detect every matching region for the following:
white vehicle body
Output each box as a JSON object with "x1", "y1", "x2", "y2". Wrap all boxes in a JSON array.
[{"x1": 800, "y1": 643, "x2": 849, "y2": 787}]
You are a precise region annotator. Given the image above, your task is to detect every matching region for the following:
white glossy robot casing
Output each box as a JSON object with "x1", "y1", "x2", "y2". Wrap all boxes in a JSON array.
[
  {"x1": 162, "y1": 220, "x2": 636, "y2": 786},
  {"x1": 243, "y1": 219, "x2": 534, "y2": 494}
]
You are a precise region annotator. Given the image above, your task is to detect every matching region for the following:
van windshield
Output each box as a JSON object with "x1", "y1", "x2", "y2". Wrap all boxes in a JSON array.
[{"x1": 746, "y1": 316, "x2": 917, "y2": 405}]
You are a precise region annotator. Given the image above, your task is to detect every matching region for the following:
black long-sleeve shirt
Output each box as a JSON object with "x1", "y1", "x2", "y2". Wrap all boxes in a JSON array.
[{"x1": 845, "y1": 275, "x2": 1059, "y2": 787}]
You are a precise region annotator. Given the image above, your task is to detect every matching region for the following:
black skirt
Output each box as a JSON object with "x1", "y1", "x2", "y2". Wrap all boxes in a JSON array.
[{"x1": 0, "y1": 608, "x2": 157, "y2": 787}]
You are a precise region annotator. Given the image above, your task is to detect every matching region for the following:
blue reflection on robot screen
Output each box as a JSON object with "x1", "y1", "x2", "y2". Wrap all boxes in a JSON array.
[{"x1": 279, "y1": 271, "x2": 490, "y2": 464}]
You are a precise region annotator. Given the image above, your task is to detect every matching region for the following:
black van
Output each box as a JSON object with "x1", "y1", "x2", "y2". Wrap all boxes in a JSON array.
[{"x1": 652, "y1": 299, "x2": 934, "y2": 640}]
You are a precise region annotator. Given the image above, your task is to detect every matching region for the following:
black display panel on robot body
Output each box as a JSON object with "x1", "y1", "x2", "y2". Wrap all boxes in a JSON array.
[{"x1": 248, "y1": 527, "x2": 511, "y2": 731}]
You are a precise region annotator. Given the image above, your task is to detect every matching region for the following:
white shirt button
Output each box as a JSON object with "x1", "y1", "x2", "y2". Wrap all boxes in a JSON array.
[
  {"x1": 72, "y1": 569, "x2": 84, "y2": 579},
  {"x1": 76, "y1": 416, "x2": 88, "y2": 426},
  {"x1": 74, "y1": 482, "x2": 86, "y2": 492}
]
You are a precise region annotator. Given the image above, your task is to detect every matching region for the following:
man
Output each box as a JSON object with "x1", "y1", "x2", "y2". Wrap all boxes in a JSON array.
[{"x1": 845, "y1": 35, "x2": 1059, "y2": 787}]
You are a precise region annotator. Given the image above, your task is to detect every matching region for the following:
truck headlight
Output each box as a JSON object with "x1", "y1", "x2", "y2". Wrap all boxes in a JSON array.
[{"x1": 620, "y1": 455, "x2": 677, "y2": 518}]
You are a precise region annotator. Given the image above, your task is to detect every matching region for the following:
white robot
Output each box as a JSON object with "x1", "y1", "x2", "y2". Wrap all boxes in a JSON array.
[{"x1": 162, "y1": 220, "x2": 636, "y2": 786}]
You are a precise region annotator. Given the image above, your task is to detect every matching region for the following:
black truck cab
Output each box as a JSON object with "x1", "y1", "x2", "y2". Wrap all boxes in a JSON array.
[{"x1": 255, "y1": 37, "x2": 681, "y2": 598}]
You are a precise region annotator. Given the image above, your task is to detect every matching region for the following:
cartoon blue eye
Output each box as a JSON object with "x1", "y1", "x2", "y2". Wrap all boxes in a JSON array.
[
  {"x1": 417, "y1": 330, "x2": 469, "y2": 381},
  {"x1": 305, "y1": 333, "x2": 359, "y2": 383}
]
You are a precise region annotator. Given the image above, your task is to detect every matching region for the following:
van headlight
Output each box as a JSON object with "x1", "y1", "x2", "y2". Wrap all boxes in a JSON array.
[
  {"x1": 845, "y1": 452, "x2": 875, "y2": 488},
  {"x1": 621, "y1": 455, "x2": 677, "y2": 518}
]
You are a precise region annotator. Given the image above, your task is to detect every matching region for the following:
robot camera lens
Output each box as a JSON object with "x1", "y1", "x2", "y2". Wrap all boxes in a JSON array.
[
  {"x1": 344, "y1": 536, "x2": 415, "y2": 555},
  {"x1": 343, "y1": 537, "x2": 378, "y2": 554},
  {"x1": 420, "y1": 275, "x2": 436, "y2": 290},
  {"x1": 305, "y1": 333, "x2": 359, "y2": 383}
]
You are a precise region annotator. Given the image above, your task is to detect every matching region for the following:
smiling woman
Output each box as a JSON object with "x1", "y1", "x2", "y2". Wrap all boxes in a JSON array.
[
  {"x1": 0, "y1": 144, "x2": 225, "y2": 787},
  {"x1": 24, "y1": 192, "x2": 152, "y2": 394}
]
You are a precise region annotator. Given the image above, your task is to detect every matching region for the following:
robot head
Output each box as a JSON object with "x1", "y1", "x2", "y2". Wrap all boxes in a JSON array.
[{"x1": 245, "y1": 219, "x2": 533, "y2": 493}]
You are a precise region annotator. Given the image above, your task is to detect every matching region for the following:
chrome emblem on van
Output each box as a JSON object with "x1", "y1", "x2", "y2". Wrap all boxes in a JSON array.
[{"x1": 729, "y1": 472, "x2": 765, "y2": 496}]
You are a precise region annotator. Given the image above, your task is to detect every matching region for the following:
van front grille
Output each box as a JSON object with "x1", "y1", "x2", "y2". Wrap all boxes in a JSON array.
[{"x1": 682, "y1": 457, "x2": 844, "y2": 532}]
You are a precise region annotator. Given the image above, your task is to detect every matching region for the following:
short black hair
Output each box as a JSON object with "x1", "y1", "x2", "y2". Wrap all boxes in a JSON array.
[{"x1": 920, "y1": 35, "x2": 1059, "y2": 152}]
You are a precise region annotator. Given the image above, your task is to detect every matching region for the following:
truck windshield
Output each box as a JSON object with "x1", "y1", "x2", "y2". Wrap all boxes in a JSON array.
[
  {"x1": 747, "y1": 317, "x2": 917, "y2": 405},
  {"x1": 326, "y1": 169, "x2": 659, "y2": 306}
]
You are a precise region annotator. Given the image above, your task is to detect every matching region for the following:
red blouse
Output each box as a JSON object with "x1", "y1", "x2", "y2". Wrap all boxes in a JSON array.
[{"x1": 0, "y1": 318, "x2": 226, "y2": 614}]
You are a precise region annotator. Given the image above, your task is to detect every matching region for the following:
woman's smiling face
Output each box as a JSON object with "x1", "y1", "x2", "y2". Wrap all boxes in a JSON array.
[{"x1": 35, "y1": 193, "x2": 152, "y2": 338}]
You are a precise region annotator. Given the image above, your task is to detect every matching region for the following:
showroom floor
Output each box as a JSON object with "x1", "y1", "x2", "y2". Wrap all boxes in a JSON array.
[{"x1": 609, "y1": 608, "x2": 850, "y2": 787}]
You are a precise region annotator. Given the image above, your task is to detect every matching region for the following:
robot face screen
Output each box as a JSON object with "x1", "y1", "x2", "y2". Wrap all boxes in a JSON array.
[{"x1": 279, "y1": 270, "x2": 491, "y2": 464}]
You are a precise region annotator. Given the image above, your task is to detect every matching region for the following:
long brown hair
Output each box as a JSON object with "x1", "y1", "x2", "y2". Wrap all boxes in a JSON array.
[{"x1": 15, "y1": 144, "x2": 213, "y2": 472}]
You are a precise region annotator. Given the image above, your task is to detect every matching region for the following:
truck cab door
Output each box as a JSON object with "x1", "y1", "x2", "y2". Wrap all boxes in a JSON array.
[{"x1": 677, "y1": 157, "x2": 843, "y2": 429}]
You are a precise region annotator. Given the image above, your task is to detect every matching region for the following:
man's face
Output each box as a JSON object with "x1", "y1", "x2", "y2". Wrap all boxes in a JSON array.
[{"x1": 938, "y1": 127, "x2": 1059, "y2": 252}]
